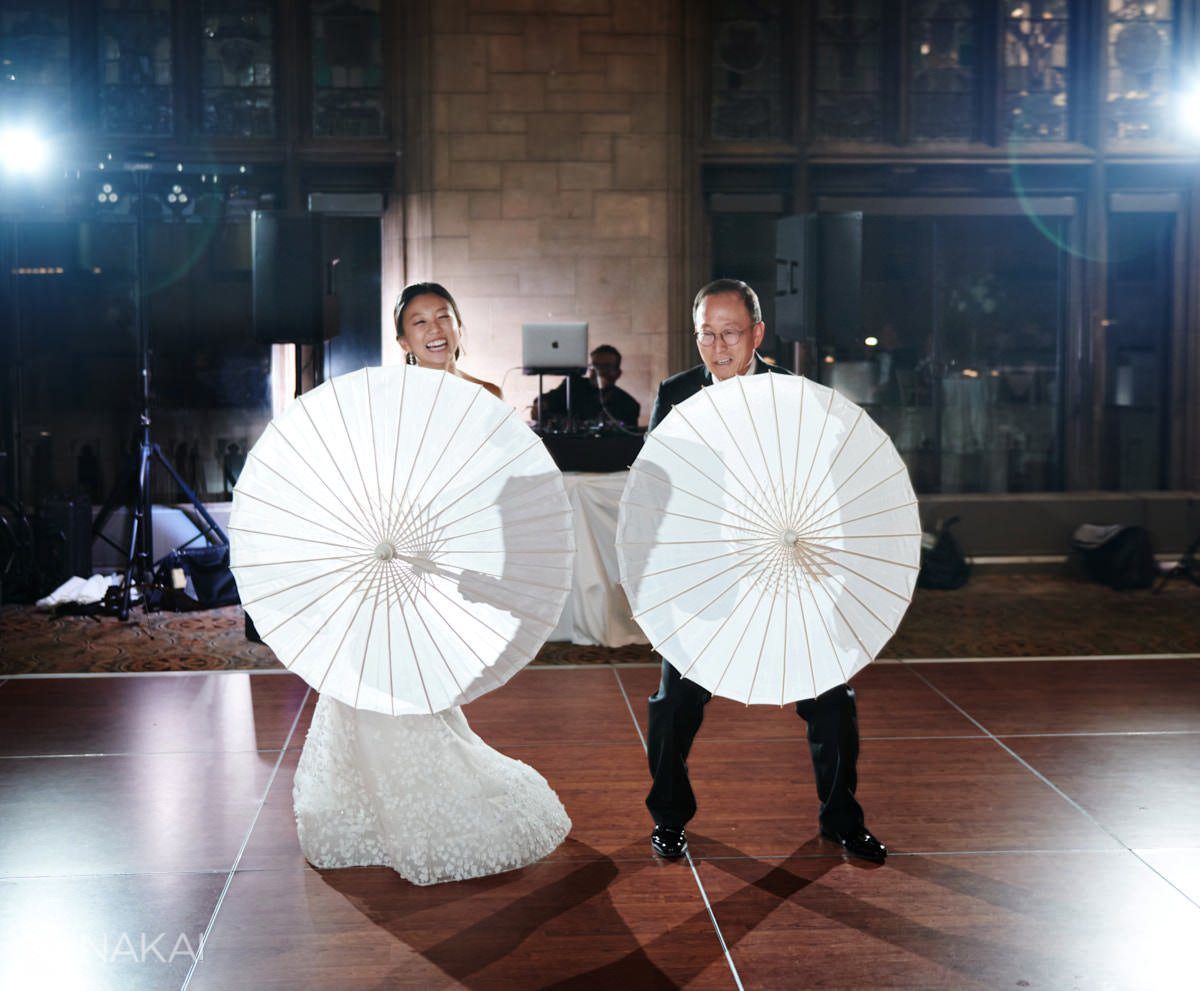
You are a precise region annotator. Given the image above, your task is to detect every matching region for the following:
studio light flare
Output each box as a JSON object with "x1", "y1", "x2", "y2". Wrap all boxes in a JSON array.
[{"x1": 0, "y1": 127, "x2": 50, "y2": 175}]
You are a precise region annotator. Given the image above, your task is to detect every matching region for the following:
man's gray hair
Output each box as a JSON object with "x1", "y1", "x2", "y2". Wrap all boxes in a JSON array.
[{"x1": 692, "y1": 278, "x2": 762, "y2": 326}]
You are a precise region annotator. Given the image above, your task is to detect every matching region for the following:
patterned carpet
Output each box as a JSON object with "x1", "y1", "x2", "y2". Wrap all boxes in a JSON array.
[{"x1": 1, "y1": 573, "x2": 1197, "y2": 675}]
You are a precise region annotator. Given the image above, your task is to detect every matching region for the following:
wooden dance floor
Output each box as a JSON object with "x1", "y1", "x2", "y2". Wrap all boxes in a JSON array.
[{"x1": 1, "y1": 658, "x2": 1198, "y2": 989}]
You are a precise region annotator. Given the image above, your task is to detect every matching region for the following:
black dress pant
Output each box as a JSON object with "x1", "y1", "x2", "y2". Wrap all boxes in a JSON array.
[{"x1": 645, "y1": 659, "x2": 865, "y2": 835}]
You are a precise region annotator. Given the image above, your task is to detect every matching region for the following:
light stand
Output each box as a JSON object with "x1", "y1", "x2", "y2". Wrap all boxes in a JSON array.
[{"x1": 91, "y1": 164, "x2": 228, "y2": 620}]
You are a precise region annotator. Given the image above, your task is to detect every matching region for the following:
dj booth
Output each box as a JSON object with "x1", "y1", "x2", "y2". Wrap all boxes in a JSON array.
[{"x1": 537, "y1": 430, "x2": 644, "y2": 474}]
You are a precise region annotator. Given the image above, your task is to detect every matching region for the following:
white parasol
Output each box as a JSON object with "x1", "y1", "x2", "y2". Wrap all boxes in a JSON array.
[
  {"x1": 616, "y1": 372, "x2": 920, "y2": 705},
  {"x1": 230, "y1": 365, "x2": 573, "y2": 715}
]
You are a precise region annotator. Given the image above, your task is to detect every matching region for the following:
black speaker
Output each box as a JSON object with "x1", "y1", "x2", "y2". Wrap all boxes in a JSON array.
[
  {"x1": 252, "y1": 213, "x2": 339, "y2": 344},
  {"x1": 819, "y1": 212, "x2": 863, "y2": 343},
  {"x1": 774, "y1": 214, "x2": 815, "y2": 342},
  {"x1": 773, "y1": 212, "x2": 862, "y2": 343},
  {"x1": 34, "y1": 498, "x2": 92, "y2": 596}
]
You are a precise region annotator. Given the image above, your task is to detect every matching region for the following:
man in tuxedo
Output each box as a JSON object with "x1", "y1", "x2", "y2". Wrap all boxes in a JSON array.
[{"x1": 644, "y1": 278, "x2": 887, "y2": 864}]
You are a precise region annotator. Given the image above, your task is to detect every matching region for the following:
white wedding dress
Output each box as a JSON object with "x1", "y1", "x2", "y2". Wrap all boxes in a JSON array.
[{"x1": 293, "y1": 693, "x2": 571, "y2": 885}]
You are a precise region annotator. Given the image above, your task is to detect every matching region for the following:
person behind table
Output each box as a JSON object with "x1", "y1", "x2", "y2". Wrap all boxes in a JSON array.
[
  {"x1": 642, "y1": 277, "x2": 888, "y2": 866},
  {"x1": 531, "y1": 345, "x2": 640, "y2": 426}
]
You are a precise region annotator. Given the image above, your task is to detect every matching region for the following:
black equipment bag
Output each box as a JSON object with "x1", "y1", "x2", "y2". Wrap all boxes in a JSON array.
[
  {"x1": 155, "y1": 543, "x2": 239, "y2": 610},
  {"x1": 917, "y1": 515, "x2": 971, "y2": 590},
  {"x1": 1069, "y1": 524, "x2": 1156, "y2": 591}
]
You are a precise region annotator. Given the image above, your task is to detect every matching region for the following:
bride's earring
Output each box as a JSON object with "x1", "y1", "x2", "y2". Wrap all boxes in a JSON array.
[{"x1": 405, "y1": 350, "x2": 417, "y2": 366}]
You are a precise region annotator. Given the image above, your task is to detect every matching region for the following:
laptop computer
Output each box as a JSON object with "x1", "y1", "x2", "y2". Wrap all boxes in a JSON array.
[{"x1": 522, "y1": 322, "x2": 589, "y2": 375}]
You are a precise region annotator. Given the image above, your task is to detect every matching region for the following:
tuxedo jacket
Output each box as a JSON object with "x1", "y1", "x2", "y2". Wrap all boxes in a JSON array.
[{"x1": 647, "y1": 355, "x2": 791, "y2": 432}]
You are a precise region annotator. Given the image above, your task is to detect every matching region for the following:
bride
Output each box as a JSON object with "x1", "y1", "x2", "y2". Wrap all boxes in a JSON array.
[{"x1": 293, "y1": 282, "x2": 571, "y2": 885}]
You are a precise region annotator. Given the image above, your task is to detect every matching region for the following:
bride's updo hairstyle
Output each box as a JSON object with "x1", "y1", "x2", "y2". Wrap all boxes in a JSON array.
[{"x1": 394, "y1": 281, "x2": 465, "y2": 365}]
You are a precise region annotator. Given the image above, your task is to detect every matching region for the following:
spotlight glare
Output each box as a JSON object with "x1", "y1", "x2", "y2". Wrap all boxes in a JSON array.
[
  {"x1": 0, "y1": 127, "x2": 50, "y2": 175},
  {"x1": 864, "y1": 336, "x2": 879, "y2": 347},
  {"x1": 1177, "y1": 85, "x2": 1200, "y2": 141}
]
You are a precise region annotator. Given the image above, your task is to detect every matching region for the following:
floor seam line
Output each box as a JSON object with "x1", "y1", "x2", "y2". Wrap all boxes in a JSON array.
[
  {"x1": 900, "y1": 661, "x2": 1200, "y2": 910},
  {"x1": 180, "y1": 685, "x2": 311, "y2": 990},
  {"x1": 612, "y1": 664, "x2": 744, "y2": 991}
]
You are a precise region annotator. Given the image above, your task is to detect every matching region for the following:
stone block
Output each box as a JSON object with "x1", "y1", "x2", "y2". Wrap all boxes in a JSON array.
[
  {"x1": 546, "y1": 91, "x2": 633, "y2": 113},
  {"x1": 446, "y1": 161, "x2": 503, "y2": 189},
  {"x1": 468, "y1": 219, "x2": 542, "y2": 259},
  {"x1": 448, "y1": 132, "x2": 527, "y2": 161},
  {"x1": 580, "y1": 32, "x2": 658, "y2": 55},
  {"x1": 519, "y1": 259, "x2": 577, "y2": 296},
  {"x1": 438, "y1": 94, "x2": 489, "y2": 132},
  {"x1": 488, "y1": 34, "x2": 525, "y2": 73},
  {"x1": 488, "y1": 112, "x2": 528, "y2": 132},
  {"x1": 613, "y1": 134, "x2": 667, "y2": 189},
  {"x1": 579, "y1": 133, "x2": 614, "y2": 161},
  {"x1": 546, "y1": 72, "x2": 608, "y2": 92},
  {"x1": 594, "y1": 191, "x2": 652, "y2": 238},
  {"x1": 581, "y1": 113, "x2": 632, "y2": 133},
  {"x1": 523, "y1": 15, "x2": 582, "y2": 73},
  {"x1": 543, "y1": 0, "x2": 610, "y2": 12},
  {"x1": 631, "y1": 98, "x2": 668, "y2": 134},
  {"x1": 433, "y1": 35, "x2": 488, "y2": 92},
  {"x1": 558, "y1": 162, "x2": 613, "y2": 190},
  {"x1": 432, "y1": 3, "x2": 468, "y2": 33},
  {"x1": 443, "y1": 272, "x2": 523, "y2": 297},
  {"x1": 605, "y1": 53, "x2": 662, "y2": 92},
  {"x1": 501, "y1": 162, "x2": 560, "y2": 192},
  {"x1": 469, "y1": 192, "x2": 503, "y2": 218},
  {"x1": 613, "y1": 0, "x2": 668, "y2": 33},
  {"x1": 469, "y1": 0, "x2": 540, "y2": 12},
  {"x1": 575, "y1": 256, "x2": 634, "y2": 314},
  {"x1": 526, "y1": 113, "x2": 584, "y2": 160},
  {"x1": 467, "y1": 13, "x2": 524, "y2": 33},
  {"x1": 432, "y1": 191, "x2": 470, "y2": 237},
  {"x1": 432, "y1": 236, "x2": 471, "y2": 274},
  {"x1": 487, "y1": 73, "x2": 547, "y2": 112},
  {"x1": 557, "y1": 190, "x2": 593, "y2": 218},
  {"x1": 537, "y1": 233, "x2": 654, "y2": 257}
]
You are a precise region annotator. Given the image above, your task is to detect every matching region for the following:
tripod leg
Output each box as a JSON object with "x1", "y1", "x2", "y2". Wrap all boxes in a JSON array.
[
  {"x1": 151, "y1": 444, "x2": 229, "y2": 545},
  {"x1": 118, "y1": 443, "x2": 153, "y2": 621},
  {"x1": 92, "y1": 451, "x2": 141, "y2": 550}
]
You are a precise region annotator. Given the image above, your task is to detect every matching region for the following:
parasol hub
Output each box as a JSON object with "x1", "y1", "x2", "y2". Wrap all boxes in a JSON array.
[
  {"x1": 780, "y1": 529, "x2": 800, "y2": 547},
  {"x1": 373, "y1": 540, "x2": 397, "y2": 561}
]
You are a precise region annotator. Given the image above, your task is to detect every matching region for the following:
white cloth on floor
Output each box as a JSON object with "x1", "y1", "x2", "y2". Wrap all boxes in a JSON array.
[
  {"x1": 35, "y1": 574, "x2": 115, "y2": 609},
  {"x1": 293, "y1": 693, "x2": 570, "y2": 885}
]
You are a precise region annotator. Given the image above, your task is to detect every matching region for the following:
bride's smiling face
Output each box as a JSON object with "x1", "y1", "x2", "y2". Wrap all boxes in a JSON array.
[{"x1": 400, "y1": 293, "x2": 461, "y2": 369}]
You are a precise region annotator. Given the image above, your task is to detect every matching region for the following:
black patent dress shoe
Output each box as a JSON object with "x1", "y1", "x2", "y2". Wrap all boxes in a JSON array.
[
  {"x1": 650, "y1": 825, "x2": 688, "y2": 859},
  {"x1": 820, "y1": 825, "x2": 887, "y2": 863}
]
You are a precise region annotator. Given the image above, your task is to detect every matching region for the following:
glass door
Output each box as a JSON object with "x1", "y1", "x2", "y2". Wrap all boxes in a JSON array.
[
  {"x1": 814, "y1": 199, "x2": 1072, "y2": 493},
  {"x1": 1105, "y1": 203, "x2": 1176, "y2": 490}
]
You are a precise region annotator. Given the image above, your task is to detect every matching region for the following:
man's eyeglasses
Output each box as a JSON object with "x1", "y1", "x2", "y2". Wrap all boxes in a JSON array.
[{"x1": 695, "y1": 328, "x2": 749, "y2": 347}]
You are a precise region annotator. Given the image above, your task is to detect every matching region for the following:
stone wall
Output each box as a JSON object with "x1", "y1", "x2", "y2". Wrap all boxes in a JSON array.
[{"x1": 388, "y1": 0, "x2": 682, "y2": 424}]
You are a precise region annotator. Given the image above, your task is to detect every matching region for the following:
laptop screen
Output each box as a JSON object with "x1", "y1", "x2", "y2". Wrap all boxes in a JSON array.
[{"x1": 521, "y1": 322, "x2": 589, "y2": 375}]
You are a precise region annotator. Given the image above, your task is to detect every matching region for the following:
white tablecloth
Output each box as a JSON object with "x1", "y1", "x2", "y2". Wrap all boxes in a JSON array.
[{"x1": 549, "y1": 472, "x2": 648, "y2": 647}]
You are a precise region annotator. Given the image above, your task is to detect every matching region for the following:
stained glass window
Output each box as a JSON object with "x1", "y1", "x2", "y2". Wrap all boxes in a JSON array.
[
  {"x1": 0, "y1": 2, "x2": 71, "y2": 131},
  {"x1": 98, "y1": 0, "x2": 174, "y2": 136},
  {"x1": 1107, "y1": 0, "x2": 1173, "y2": 141},
  {"x1": 909, "y1": 0, "x2": 978, "y2": 141},
  {"x1": 311, "y1": 0, "x2": 385, "y2": 138},
  {"x1": 812, "y1": 0, "x2": 883, "y2": 142},
  {"x1": 709, "y1": 0, "x2": 787, "y2": 142},
  {"x1": 1005, "y1": 1, "x2": 1069, "y2": 141},
  {"x1": 201, "y1": 0, "x2": 276, "y2": 138}
]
